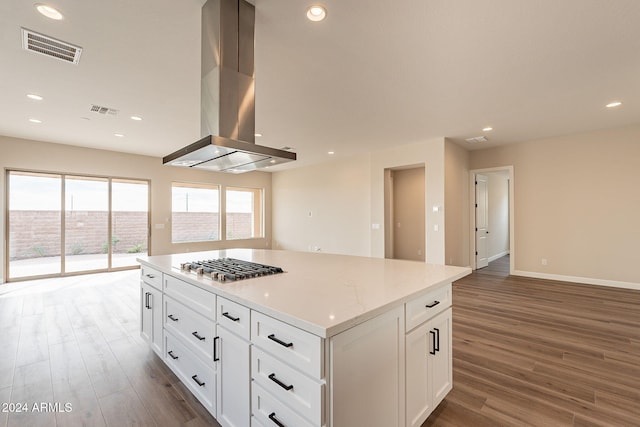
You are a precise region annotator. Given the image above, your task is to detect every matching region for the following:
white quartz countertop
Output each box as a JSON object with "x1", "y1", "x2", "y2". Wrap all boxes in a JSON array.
[{"x1": 138, "y1": 249, "x2": 471, "y2": 338}]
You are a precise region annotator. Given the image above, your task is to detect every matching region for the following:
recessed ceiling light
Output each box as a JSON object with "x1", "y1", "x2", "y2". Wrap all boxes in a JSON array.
[
  {"x1": 328, "y1": 151, "x2": 335, "y2": 155},
  {"x1": 130, "y1": 116, "x2": 142, "y2": 121},
  {"x1": 114, "y1": 133, "x2": 124, "y2": 137},
  {"x1": 255, "y1": 133, "x2": 263, "y2": 137},
  {"x1": 270, "y1": 160, "x2": 277, "y2": 164},
  {"x1": 606, "y1": 101, "x2": 622, "y2": 108},
  {"x1": 35, "y1": 4, "x2": 64, "y2": 20},
  {"x1": 28, "y1": 118, "x2": 42, "y2": 123},
  {"x1": 307, "y1": 5, "x2": 327, "y2": 21},
  {"x1": 27, "y1": 93, "x2": 43, "y2": 101},
  {"x1": 482, "y1": 127, "x2": 493, "y2": 132}
]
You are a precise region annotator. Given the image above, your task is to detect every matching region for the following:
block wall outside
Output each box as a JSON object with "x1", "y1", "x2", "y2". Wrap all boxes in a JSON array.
[{"x1": 9, "y1": 210, "x2": 254, "y2": 259}]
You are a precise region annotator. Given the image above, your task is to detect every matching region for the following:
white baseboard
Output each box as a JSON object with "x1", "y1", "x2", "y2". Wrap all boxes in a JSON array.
[
  {"x1": 488, "y1": 251, "x2": 510, "y2": 263},
  {"x1": 512, "y1": 270, "x2": 640, "y2": 291}
]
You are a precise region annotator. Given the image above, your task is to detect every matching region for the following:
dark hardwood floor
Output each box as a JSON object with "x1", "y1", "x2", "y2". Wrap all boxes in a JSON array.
[
  {"x1": 1, "y1": 257, "x2": 638, "y2": 426},
  {"x1": 424, "y1": 256, "x2": 640, "y2": 427}
]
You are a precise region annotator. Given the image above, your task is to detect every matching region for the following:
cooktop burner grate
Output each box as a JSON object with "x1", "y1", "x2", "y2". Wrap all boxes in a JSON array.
[{"x1": 179, "y1": 258, "x2": 284, "y2": 282}]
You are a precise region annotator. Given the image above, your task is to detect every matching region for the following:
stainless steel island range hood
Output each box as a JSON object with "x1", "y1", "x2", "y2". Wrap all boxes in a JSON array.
[{"x1": 163, "y1": 0, "x2": 296, "y2": 173}]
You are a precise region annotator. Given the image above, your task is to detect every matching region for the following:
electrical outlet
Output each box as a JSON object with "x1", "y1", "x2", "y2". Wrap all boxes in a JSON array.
[{"x1": 541, "y1": 258, "x2": 548, "y2": 266}]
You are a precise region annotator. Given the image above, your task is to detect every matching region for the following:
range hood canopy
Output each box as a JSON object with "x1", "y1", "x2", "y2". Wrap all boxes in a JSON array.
[{"x1": 163, "y1": 0, "x2": 296, "y2": 173}]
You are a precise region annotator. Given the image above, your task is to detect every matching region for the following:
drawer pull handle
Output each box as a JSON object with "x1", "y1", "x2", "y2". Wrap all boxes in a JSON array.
[
  {"x1": 434, "y1": 327, "x2": 440, "y2": 352},
  {"x1": 268, "y1": 373, "x2": 294, "y2": 391},
  {"x1": 145, "y1": 274, "x2": 155, "y2": 279},
  {"x1": 192, "y1": 331, "x2": 206, "y2": 341},
  {"x1": 268, "y1": 334, "x2": 293, "y2": 348},
  {"x1": 425, "y1": 300, "x2": 440, "y2": 309},
  {"x1": 168, "y1": 350, "x2": 178, "y2": 360},
  {"x1": 429, "y1": 330, "x2": 436, "y2": 355},
  {"x1": 191, "y1": 375, "x2": 205, "y2": 387},
  {"x1": 168, "y1": 314, "x2": 179, "y2": 322},
  {"x1": 268, "y1": 412, "x2": 286, "y2": 427},
  {"x1": 213, "y1": 336, "x2": 220, "y2": 361},
  {"x1": 222, "y1": 312, "x2": 240, "y2": 322}
]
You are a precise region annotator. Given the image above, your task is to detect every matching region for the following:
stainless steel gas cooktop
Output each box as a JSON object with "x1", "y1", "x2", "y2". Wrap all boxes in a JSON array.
[{"x1": 178, "y1": 258, "x2": 284, "y2": 282}]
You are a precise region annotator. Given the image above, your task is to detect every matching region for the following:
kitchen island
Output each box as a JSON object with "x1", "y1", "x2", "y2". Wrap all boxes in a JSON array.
[{"x1": 138, "y1": 249, "x2": 470, "y2": 427}]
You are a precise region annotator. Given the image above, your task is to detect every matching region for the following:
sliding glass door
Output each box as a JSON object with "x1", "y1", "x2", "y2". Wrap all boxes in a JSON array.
[
  {"x1": 8, "y1": 172, "x2": 62, "y2": 278},
  {"x1": 6, "y1": 170, "x2": 149, "y2": 281},
  {"x1": 64, "y1": 176, "x2": 109, "y2": 273}
]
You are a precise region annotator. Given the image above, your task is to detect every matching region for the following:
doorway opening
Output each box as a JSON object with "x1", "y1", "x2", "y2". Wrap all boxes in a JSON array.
[
  {"x1": 470, "y1": 166, "x2": 514, "y2": 273},
  {"x1": 384, "y1": 165, "x2": 425, "y2": 261}
]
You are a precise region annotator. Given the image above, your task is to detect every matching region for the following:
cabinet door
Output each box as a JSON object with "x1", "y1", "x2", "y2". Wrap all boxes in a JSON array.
[
  {"x1": 330, "y1": 306, "x2": 405, "y2": 427},
  {"x1": 405, "y1": 321, "x2": 433, "y2": 427},
  {"x1": 405, "y1": 307, "x2": 453, "y2": 427},
  {"x1": 150, "y1": 285, "x2": 164, "y2": 356},
  {"x1": 141, "y1": 282, "x2": 163, "y2": 356},
  {"x1": 430, "y1": 308, "x2": 452, "y2": 407},
  {"x1": 216, "y1": 326, "x2": 250, "y2": 427},
  {"x1": 140, "y1": 282, "x2": 153, "y2": 344}
]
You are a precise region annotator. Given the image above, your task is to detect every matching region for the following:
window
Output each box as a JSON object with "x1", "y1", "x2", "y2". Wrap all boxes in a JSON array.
[
  {"x1": 172, "y1": 183, "x2": 220, "y2": 243},
  {"x1": 226, "y1": 187, "x2": 263, "y2": 240}
]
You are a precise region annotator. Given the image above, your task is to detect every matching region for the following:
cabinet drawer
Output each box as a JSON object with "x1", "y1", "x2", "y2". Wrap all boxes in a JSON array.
[
  {"x1": 165, "y1": 331, "x2": 216, "y2": 414},
  {"x1": 141, "y1": 265, "x2": 162, "y2": 290},
  {"x1": 165, "y1": 296, "x2": 216, "y2": 362},
  {"x1": 252, "y1": 312, "x2": 324, "y2": 379},
  {"x1": 164, "y1": 274, "x2": 216, "y2": 320},
  {"x1": 406, "y1": 283, "x2": 451, "y2": 331},
  {"x1": 217, "y1": 297, "x2": 250, "y2": 340},
  {"x1": 252, "y1": 347, "x2": 324, "y2": 426},
  {"x1": 252, "y1": 382, "x2": 315, "y2": 427}
]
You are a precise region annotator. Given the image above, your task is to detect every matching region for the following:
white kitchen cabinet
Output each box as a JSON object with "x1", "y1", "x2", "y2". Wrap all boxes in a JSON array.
[
  {"x1": 216, "y1": 324, "x2": 250, "y2": 427},
  {"x1": 405, "y1": 307, "x2": 452, "y2": 427},
  {"x1": 138, "y1": 251, "x2": 470, "y2": 427},
  {"x1": 140, "y1": 273, "x2": 163, "y2": 357},
  {"x1": 329, "y1": 306, "x2": 405, "y2": 427},
  {"x1": 165, "y1": 330, "x2": 217, "y2": 414},
  {"x1": 251, "y1": 311, "x2": 325, "y2": 426}
]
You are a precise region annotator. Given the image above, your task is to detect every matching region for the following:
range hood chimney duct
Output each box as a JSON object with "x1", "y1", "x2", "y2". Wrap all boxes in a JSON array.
[{"x1": 163, "y1": 0, "x2": 296, "y2": 173}]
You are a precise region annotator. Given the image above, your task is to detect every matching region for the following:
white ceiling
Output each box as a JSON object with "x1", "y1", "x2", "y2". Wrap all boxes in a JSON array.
[{"x1": 2, "y1": 0, "x2": 639, "y2": 171}]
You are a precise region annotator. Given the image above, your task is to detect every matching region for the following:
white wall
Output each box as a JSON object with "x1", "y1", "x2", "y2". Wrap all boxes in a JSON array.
[
  {"x1": 470, "y1": 124, "x2": 640, "y2": 288},
  {"x1": 487, "y1": 172, "x2": 509, "y2": 261},
  {"x1": 272, "y1": 138, "x2": 446, "y2": 263},
  {"x1": 271, "y1": 154, "x2": 372, "y2": 256},
  {"x1": 444, "y1": 139, "x2": 470, "y2": 267},
  {"x1": 0, "y1": 135, "x2": 273, "y2": 283}
]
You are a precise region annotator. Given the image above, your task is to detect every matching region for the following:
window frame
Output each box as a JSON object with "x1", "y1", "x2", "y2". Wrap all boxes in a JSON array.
[
  {"x1": 171, "y1": 181, "x2": 221, "y2": 243},
  {"x1": 224, "y1": 186, "x2": 264, "y2": 241}
]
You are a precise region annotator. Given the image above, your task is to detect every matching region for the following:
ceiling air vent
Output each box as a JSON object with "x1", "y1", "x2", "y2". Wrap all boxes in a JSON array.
[
  {"x1": 465, "y1": 136, "x2": 488, "y2": 144},
  {"x1": 90, "y1": 105, "x2": 119, "y2": 116},
  {"x1": 21, "y1": 28, "x2": 82, "y2": 64}
]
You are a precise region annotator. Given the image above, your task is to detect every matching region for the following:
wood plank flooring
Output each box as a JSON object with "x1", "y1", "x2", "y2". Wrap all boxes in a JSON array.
[
  {"x1": 1, "y1": 256, "x2": 638, "y2": 426},
  {"x1": 0, "y1": 271, "x2": 220, "y2": 427},
  {"x1": 424, "y1": 256, "x2": 640, "y2": 427}
]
